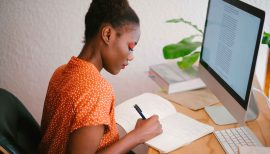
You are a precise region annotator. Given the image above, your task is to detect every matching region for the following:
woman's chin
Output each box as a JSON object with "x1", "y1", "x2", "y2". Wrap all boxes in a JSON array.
[{"x1": 107, "y1": 68, "x2": 121, "y2": 75}]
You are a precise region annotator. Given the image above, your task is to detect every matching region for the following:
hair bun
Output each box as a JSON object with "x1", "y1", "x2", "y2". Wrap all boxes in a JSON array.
[
  {"x1": 84, "y1": 0, "x2": 139, "y2": 43},
  {"x1": 92, "y1": 0, "x2": 129, "y2": 10}
]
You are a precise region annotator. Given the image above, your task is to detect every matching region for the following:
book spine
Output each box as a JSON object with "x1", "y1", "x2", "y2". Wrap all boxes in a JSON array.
[{"x1": 148, "y1": 68, "x2": 169, "y2": 91}]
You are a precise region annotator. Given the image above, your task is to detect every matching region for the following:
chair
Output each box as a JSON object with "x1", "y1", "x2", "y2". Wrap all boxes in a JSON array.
[{"x1": 0, "y1": 88, "x2": 41, "y2": 154}]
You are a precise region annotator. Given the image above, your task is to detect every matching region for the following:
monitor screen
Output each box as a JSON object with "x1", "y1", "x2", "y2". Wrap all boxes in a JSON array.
[{"x1": 200, "y1": 0, "x2": 264, "y2": 110}]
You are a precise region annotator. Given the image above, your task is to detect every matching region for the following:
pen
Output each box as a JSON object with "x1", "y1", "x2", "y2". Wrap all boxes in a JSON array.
[{"x1": 134, "y1": 104, "x2": 146, "y2": 120}]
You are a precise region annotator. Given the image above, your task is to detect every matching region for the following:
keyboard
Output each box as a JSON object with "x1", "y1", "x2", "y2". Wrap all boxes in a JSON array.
[{"x1": 214, "y1": 126, "x2": 262, "y2": 154}]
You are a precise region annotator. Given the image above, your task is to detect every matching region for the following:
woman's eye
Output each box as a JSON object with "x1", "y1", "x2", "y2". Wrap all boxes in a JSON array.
[
  {"x1": 128, "y1": 42, "x2": 135, "y2": 52},
  {"x1": 128, "y1": 47, "x2": 134, "y2": 52}
]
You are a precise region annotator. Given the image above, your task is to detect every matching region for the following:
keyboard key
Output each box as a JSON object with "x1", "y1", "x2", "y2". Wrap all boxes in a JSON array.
[
  {"x1": 247, "y1": 142, "x2": 254, "y2": 146},
  {"x1": 221, "y1": 142, "x2": 235, "y2": 154},
  {"x1": 214, "y1": 126, "x2": 262, "y2": 154}
]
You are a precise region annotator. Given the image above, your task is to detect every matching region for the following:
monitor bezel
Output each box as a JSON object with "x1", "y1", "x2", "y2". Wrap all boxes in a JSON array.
[{"x1": 200, "y1": 0, "x2": 265, "y2": 110}]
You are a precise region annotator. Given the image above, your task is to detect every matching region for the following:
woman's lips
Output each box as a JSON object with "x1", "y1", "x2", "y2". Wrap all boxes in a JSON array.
[{"x1": 121, "y1": 64, "x2": 128, "y2": 69}]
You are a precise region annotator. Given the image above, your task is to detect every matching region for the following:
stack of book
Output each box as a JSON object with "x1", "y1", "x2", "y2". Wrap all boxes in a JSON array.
[{"x1": 148, "y1": 62, "x2": 206, "y2": 94}]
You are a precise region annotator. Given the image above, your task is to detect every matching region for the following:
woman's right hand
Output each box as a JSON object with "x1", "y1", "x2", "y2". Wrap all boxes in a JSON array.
[{"x1": 133, "y1": 115, "x2": 163, "y2": 143}]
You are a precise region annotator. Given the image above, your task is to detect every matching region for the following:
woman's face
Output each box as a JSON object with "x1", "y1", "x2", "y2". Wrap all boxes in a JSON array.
[{"x1": 102, "y1": 24, "x2": 140, "y2": 75}]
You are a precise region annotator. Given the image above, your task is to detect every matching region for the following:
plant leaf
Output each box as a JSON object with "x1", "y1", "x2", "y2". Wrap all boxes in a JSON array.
[
  {"x1": 177, "y1": 52, "x2": 200, "y2": 69},
  {"x1": 166, "y1": 18, "x2": 203, "y2": 34},
  {"x1": 264, "y1": 31, "x2": 270, "y2": 37},
  {"x1": 163, "y1": 36, "x2": 201, "y2": 59},
  {"x1": 166, "y1": 18, "x2": 183, "y2": 23},
  {"x1": 262, "y1": 32, "x2": 270, "y2": 48},
  {"x1": 262, "y1": 32, "x2": 269, "y2": 44},
  {"x1": 178, "y1": 35, "x2": 201, "y2": 44}
]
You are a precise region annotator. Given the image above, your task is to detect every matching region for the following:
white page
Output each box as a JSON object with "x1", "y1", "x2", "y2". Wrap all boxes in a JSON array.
[
  {"x1": 115, "y1": 93, "x2": 214, "y2": 153},
  {"x1": 146, "y1": 113, "x2": 214, "y2": 153},
  {"x1": 115, "y1": 93, "x2": 176, "y2": 132}
]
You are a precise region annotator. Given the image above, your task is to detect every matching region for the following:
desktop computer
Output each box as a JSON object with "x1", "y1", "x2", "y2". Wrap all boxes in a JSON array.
[{"x1": 198, "y1": 0, "x2": 265, "y2": 153}]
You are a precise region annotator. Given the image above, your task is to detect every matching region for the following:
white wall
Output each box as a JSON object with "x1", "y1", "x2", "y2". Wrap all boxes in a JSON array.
[{"x1": 0, "y1": 0, "x2": 269, "y2": 123}]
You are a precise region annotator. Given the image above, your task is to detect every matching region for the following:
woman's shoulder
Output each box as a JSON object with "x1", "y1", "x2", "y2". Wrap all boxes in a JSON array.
[{"x1": 68, "y1": 68, "x2": 113, "y2": 98}]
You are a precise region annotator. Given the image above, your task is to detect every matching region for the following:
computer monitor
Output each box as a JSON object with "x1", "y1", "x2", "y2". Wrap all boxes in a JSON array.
[{"x1": 198, "y1": 0, "x2": 265, "y2": 125}]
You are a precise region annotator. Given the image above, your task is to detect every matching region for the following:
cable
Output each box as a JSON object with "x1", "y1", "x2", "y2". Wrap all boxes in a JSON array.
[{"x1": 252, "y1": 87, "x2": 270, "y2": 108}]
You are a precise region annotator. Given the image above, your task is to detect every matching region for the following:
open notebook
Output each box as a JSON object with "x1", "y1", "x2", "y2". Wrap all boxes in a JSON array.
[{"x1": 115, "y1": 93, "x2": 214, "y2": 153}]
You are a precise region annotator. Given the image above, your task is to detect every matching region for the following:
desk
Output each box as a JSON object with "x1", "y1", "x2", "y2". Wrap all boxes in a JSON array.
[{"x1": 147, "y1": 88, "x2": 270, "y2": 154}]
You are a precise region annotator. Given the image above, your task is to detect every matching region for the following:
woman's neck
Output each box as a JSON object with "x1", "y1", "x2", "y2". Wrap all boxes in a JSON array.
[{"x1": 78, "y1": 42, "x2": 103, "y2": 72}]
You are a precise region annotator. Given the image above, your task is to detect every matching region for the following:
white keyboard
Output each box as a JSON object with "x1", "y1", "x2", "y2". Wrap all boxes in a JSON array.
[{"x1": 214, "y1": 126, "x2": 262, "y2": 154}]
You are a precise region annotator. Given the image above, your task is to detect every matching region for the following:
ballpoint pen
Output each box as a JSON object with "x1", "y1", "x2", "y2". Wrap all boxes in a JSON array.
[{"x1": 134, "y1": 104, "x2": 146, "y2": 120}]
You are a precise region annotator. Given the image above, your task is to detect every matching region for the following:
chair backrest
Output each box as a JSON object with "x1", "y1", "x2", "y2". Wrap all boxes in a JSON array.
[{"x1": 0, "y1": 88, "x2": 41, "y2": 154}]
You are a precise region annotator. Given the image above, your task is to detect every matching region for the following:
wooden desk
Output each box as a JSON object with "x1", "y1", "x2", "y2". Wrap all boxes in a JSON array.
[{"x1": 148, "y1": 89, "x2": 270, "y2": 154}]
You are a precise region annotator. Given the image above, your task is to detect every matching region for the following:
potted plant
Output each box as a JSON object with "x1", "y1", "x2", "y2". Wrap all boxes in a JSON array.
[
  {"x1": 163, "y1": 18, "x2": 270, "y2": 96},
  {"x1": 162, "y1": 18, "x2": 203, "y2": 69}
]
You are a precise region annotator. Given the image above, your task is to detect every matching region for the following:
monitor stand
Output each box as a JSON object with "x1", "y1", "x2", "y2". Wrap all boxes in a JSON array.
[{"x1": 204, "y1": 89, "x2": 259, "y2": 125}]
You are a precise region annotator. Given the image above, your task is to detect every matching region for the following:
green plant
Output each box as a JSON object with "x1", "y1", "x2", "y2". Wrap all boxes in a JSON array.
[
  {"x1": 163, "y1": 18, "x2": 270, "y2": 70},
  {"x1": 163, "y1": 18, "x2": 203, "y2": 69},
  {"x1": 262, "y1": 32, "x2": 270, "y2": 48}
]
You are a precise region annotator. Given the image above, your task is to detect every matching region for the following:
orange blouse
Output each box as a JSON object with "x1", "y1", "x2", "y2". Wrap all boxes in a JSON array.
[{"x1": 39, "y1": 56, "x2": 119, "y2": 154}]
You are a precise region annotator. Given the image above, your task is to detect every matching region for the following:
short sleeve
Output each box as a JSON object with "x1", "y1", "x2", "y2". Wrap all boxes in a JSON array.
[{"x1": 70, "y1": 92, "x2": 111, "y2": 133}]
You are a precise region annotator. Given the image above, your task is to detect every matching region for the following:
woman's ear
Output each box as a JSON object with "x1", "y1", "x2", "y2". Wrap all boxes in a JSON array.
[{"x1": 101, "y1": 25, "x2": 112, "y2": 45}]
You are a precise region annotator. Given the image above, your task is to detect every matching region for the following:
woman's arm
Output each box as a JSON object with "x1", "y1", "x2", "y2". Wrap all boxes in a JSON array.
[
  {"x1": 67, "y1": 115, "x2": 162, "y2": 154},
  {"x1": 66, "y1": 125, "x2": 104, "y2": 154}
]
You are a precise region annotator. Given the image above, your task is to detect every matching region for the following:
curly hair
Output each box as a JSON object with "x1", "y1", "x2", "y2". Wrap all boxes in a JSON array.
[{"x1": 84, "y1": 0, "x2": 140, "y2": 43}]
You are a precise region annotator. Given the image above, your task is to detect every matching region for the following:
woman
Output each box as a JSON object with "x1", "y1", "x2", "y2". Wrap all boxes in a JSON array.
[{"x1": 39, "y1": 0, "x2": 163, "y2": 153}]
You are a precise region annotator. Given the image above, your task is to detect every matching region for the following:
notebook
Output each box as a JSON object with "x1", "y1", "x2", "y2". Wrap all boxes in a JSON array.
[{"x1": 115, "y1": 93, "x2": 214, "y2": 153}]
